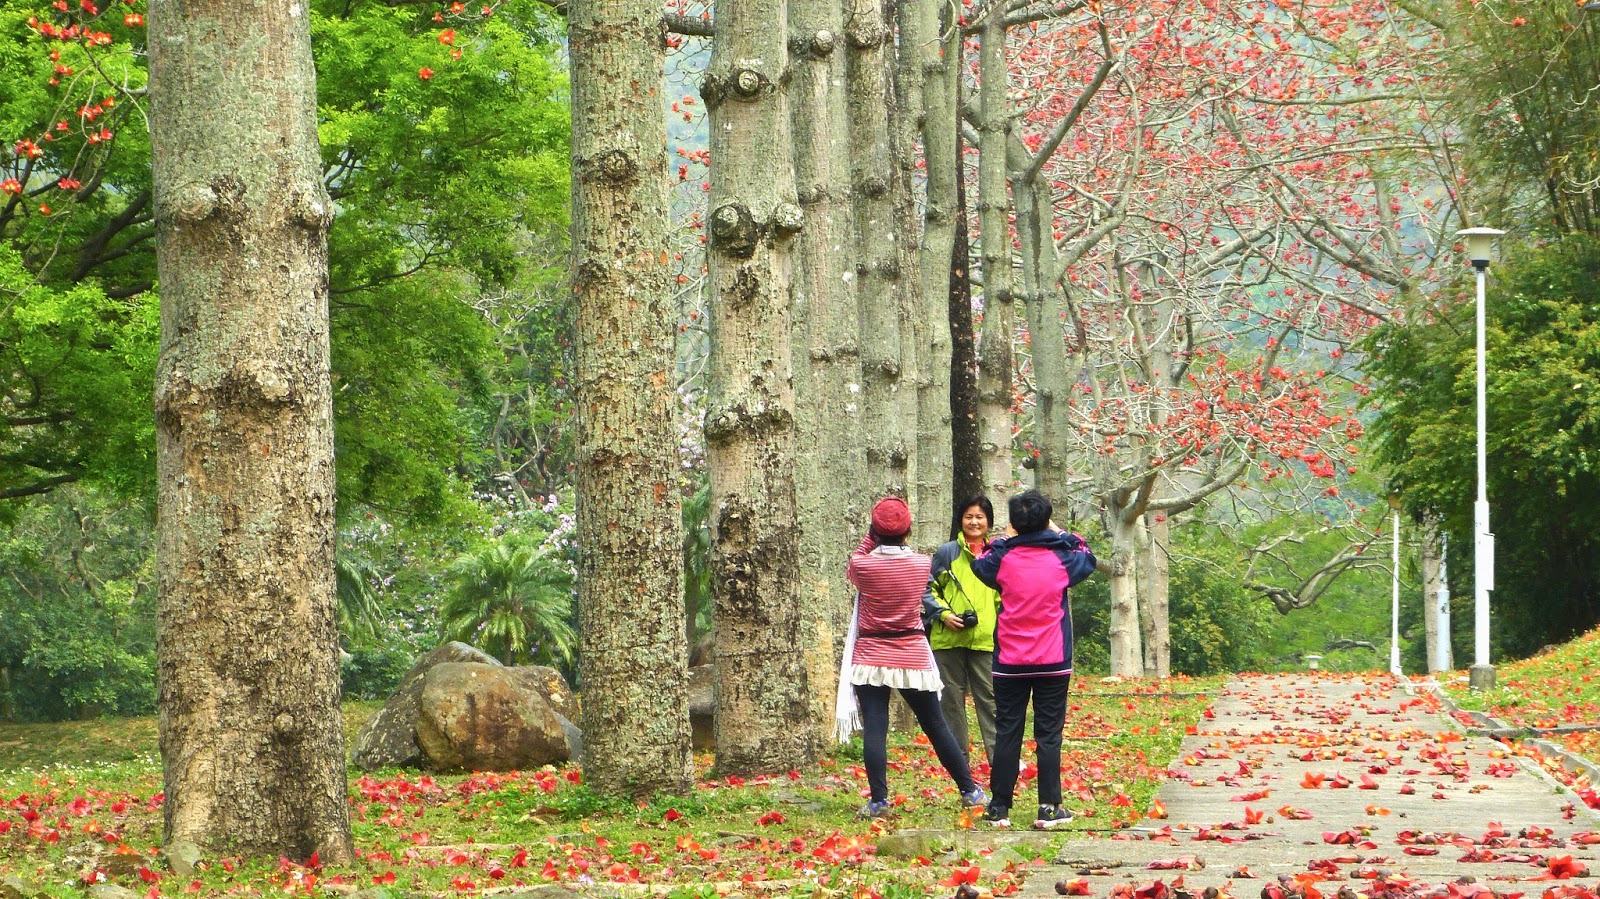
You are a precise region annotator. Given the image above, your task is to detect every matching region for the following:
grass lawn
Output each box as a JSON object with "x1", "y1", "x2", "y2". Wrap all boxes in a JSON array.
[
  {"x1": 0, "y1": 678, "x2": 1218, "y2": 898},
  {"x1": 1443, "y1": 626, "x2": 1600, "y2": 772},
  {"x1": 1444, "y1": 626, "x2": 1600, "y2": 729}
]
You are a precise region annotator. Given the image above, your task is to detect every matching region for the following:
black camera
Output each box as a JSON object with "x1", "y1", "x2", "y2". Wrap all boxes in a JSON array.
[{"x1": 958, "y1": 610, "x2": 979, "y2": 628}]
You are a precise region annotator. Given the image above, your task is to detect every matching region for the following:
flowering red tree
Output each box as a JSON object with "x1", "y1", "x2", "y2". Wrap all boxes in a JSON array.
[{"x1": 968, "y1": 0, "x2": 1460, "y2": 674}]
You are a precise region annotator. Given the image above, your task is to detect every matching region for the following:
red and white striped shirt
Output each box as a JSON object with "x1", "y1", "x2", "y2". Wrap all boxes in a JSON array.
[{"x1": 846, "y1": 534, "x2": 935, "y2": 670}]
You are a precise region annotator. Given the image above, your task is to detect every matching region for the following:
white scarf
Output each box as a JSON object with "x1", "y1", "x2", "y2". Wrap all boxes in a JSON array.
[{"x1": 834, "y1": 597, "x2": 862, "y2": 743}]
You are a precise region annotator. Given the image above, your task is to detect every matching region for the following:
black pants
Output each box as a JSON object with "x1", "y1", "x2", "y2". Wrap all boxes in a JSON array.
[
  {"x1": 989, "y1": 674, "x2": 1070, "y2": 810},
  {"x1": 855, "y1": 683, "x2": 977, "y2": 803}
]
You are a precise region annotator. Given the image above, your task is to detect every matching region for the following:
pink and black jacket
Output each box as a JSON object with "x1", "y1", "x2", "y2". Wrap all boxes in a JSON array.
[{"x1": 969, "y1": 529, "x2": 1096, "y2": 678}]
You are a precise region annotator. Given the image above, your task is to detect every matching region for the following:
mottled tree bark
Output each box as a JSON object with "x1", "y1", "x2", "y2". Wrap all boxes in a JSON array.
[
  {"x1": 906, "y1": 0, "x2": 955, "y2": 550},
  {"x1": 148, "y1": 0, "x2": 351, "y2": 861},
  {"x1": 1102, "y1": 500, "x2": 1145, "y2": 677},
  {"x1": 847, "y1": 0, "x2": 909, "y2": 500},
  {"x1": 789, "y1": 0, "x2": 864, "y2": 745},
  {"x1": 975, "y1": 19, "x2": 1016, "y2": 525},
  {"x1": 1139, "y1": 512, "x2": 1171, "y2": 679},
  {"x1": 1010, "y1": 141, "x2": 1071, "y2": 503},
  {"x1": 570, "y1": 0, "x2": 693, "y2": 796},
  {"x1": 704, "y1": 0, "x2": 816, "y2": 774},
  {"x1": 1136, "y1": 281, "x2": 1175, "y2": 679}
]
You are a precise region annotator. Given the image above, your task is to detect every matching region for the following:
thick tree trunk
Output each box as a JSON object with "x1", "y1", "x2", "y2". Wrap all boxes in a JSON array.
[
  {"x1": 847, "y1": 0, "x2": 909, "y2": 500},
  {"x1": 948, "y1": 124, "x2": 982, "y2": 521},
  {"x1": 1137, "y1": 284, "x2": 1174, "y2": 679},
  {"x1": 789, "y1": 0, "x2": 863, "y2": 746},
  {"x1": 1139, "y1": 512, "x2": 1171, "y2": 678},
  {"x1": 148, "y1": 0, "x2": 351, "y2": 861},
  {"x1": 704, "y1": 1, "x2": 816, "y2": 774},
  {"x1": 890, "y1": 0, "x2": 924, "y2": 548},
  {"x1": 907, "y1": 0, "x2": 955, "y2": 550},
  {"x1": 1011, "y1": 155, "x2": 1071, "y2": 502},
  {"x1": 975, "y1": 18, "x2": 1015, "y2": 525},
  {"x1": 570, "y1": 0, "x2": 693, "y2": 796},
  {"x1": 1103, "y1": 503, "x2": 1144, "y2": 677}
]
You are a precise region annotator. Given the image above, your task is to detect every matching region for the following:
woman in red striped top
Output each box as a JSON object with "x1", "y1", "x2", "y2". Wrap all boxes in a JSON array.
[{"x1": 839, "y1": 496, "x2": 986, "y2": 818}]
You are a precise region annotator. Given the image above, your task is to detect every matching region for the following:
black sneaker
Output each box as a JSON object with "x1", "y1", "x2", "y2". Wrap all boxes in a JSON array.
[
  {"x1": 1033, "y1": 804, "x2": 1073, "y2": 829},
  {"x1": 982, "y1": 804, "x2": 1011, "y2": 828}
]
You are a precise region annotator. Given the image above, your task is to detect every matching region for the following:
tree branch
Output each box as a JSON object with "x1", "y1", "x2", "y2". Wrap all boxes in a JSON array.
[
  {"x1": 663, "y1": 12, "x2": 713, "y2": 35},
  {"x1": 0, "y1": 474, "x2": 78, "y2": 500},
  {"x1": 1021, "y1": 19, "x2": 1115, "y2": 188}
]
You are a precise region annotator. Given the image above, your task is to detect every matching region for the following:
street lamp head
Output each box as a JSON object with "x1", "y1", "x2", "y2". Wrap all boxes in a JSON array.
[
  {"x1": 1455, "y1": 227, "x2": 1505, "y2": 270},
  {"x1": 1584, "y1": 1, "x2": 1600, "y2": 12}
]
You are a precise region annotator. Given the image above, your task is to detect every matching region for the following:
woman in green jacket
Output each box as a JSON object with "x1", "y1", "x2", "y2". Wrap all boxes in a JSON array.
[{"x1": 922, "y1": 495, "x2": 1001, "y2": 765}]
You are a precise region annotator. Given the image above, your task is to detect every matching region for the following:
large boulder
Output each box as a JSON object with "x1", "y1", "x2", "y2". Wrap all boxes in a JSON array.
[
  {"x1": 351, "y1": 641, "x2": 501, "y2": 770},
  {"x1": 553, "y1": 710, "x2": 584, "y2": 763},
  {"x1": 508, "y1": 665, "x2": 579, "y2": 722},
  {"x1": 415, "y1": 663, "x2": 570, "y2": 772}
]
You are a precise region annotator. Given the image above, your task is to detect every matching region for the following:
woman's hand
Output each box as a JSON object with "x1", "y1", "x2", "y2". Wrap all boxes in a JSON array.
[{"x1": 941, "y1": 611, "x2": 966, "y2": 630}]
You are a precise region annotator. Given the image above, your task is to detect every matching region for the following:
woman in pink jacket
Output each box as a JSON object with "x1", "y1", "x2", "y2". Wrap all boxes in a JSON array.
[{"x1": 969, "y1": 490, "x2": 1096, "y2": 829}]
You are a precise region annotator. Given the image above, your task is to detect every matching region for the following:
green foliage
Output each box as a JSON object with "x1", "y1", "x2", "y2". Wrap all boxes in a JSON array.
[
  {"x1": 438, "y1": 522, "x2": 578, "y2": 671},
  {"x1": 1448, "y1": 0, "x2": 1600, "y2": 236},
  {"x1": 0, "y1": 487, "x2": 449, "y2": 718},
  {"x1": 1067, "y1": 522, "x2": 1275, "y2": 676},
  {"x1": 0, "y1": 487, "x2": 155, "y2": 721},
  {"x1": 1166, "y1": 526, "x2": 1274, "y2": 675},
  {"x1": 1071, "y1": 512, "x2": 1401, "y2": 676},
  {"x1": 0, "y1": 245, "x2": 158, "y2": 505},
  {"x1": 1068, "y1": 559, "x2": 1111, "y2": 675},
  {"x1": 336, "y1": 546, "x2": 388, "y2": 648},
  {"x1": 313, "y1": 0, "x2": 572, "y2": 518},
  {"x1": 0, "y1": 0, "x2": 572, "y2": 520},
  {"x1": 1368, "y1": 235, "x2": 1600, "y2": 658},
  {"x1": 339, "y1": 645, "x2": 416, "y2": 702}
]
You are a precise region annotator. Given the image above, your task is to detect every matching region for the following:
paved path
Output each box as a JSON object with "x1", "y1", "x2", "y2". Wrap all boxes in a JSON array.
[{"x1": 1016, "y1": 674, "x2": 1600, "y2": 898}]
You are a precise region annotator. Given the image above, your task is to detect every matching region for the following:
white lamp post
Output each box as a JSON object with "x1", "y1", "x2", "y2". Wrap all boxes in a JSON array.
[{"x1": 1456, "y1": 226, "x2": 1503, "y2": 691}]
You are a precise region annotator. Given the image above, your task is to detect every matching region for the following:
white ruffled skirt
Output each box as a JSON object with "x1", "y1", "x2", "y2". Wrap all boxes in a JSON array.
[{"x1": 848, "y1": 664, "x2": 943, "y2": 693}]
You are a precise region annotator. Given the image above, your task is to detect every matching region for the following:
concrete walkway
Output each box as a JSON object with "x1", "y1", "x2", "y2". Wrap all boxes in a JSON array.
[{"x1": 1019, "y1": 674, "x2": 1600, "y2": 898}]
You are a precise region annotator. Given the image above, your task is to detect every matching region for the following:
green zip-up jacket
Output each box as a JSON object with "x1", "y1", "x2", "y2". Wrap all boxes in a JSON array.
[{"x1": 921, "y1": 538, "x2": 1000, "y2": 652}]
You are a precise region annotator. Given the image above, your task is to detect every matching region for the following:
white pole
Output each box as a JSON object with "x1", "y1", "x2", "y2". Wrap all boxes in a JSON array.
[
  {"x1": 1472, "y1": 265, "x2": 1496, "y2": 689},
  {"x1": 1437, "y1": 533, "x2": 1453, "y2": 672},
  {"x1": 1391, "y1": 510, "x2": 1403, "y2": 676}
]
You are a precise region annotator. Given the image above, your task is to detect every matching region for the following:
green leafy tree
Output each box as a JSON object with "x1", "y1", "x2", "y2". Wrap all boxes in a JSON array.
[
  {"x1": 335, "y1": 547, "x2": 387, "y2": 649},
  {"x1": 1166, "y1": 526, "x2": 1276, "y2": 675},
  {"x1": 1447, "y1": 0, "x2": 1600, "y2": 236},
  {"x1": 0, "y1": 487, "x2": 155, "y2": 720},
  {"x1": 439, "y1": 533, "x2": 578, "y2": 670},
  {"x1": 0, "y1": 244, "x2": 158, "y2": 507},
  {"x1": 0, "y1": 0, "x2": 570, "y2": 518},
  {"x1": 1368, "y1": 235, "x2": 1600, "y2": 657}
]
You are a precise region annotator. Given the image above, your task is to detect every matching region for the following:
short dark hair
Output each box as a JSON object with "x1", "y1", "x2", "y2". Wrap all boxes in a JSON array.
[
  {"x1": 951, "y1": 494, "x2": 994, "y2": 540},
  {"x1": 1008, "y1": 490, "x2": 1052, "y2": 535}
]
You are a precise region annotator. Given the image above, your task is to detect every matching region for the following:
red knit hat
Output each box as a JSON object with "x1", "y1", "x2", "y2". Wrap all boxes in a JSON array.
[{"x1": 870, "y1": 496, "x2": 912, "y2": 538}]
